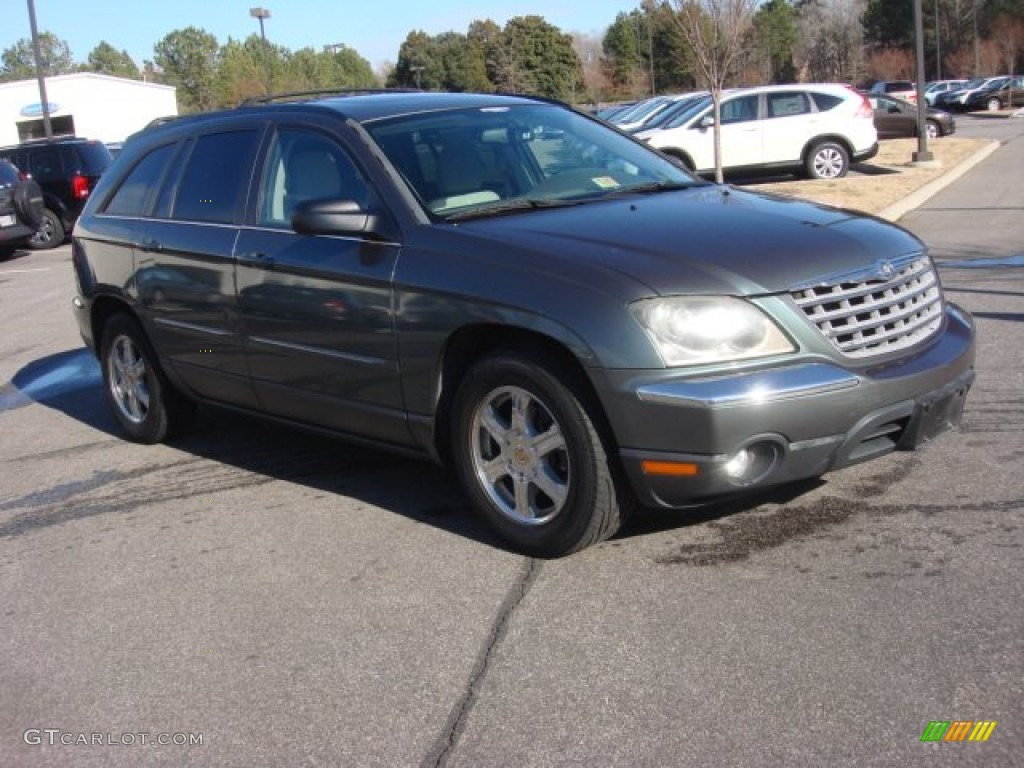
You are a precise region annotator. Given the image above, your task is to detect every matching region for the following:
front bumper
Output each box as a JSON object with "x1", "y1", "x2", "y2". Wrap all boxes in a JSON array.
[{"x1": 599, "y1": 304, "x2": 975, "y2": 508}]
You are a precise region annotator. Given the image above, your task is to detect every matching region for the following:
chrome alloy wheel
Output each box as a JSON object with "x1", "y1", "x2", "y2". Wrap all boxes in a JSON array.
[
  {"x1": 812, "y1": 147, "x2": 845, "y2": 178},
  {"x1": 469, "y1": 385, "x2": 571, "y2": 526},
  {"x1": 107, "y1": 334, "x2": 151, "y2": 424}
]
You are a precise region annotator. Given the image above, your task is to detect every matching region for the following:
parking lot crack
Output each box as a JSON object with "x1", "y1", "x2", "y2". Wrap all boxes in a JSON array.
[{"x1": 422, "y1": 557, "x2": 541, "y2": 768}]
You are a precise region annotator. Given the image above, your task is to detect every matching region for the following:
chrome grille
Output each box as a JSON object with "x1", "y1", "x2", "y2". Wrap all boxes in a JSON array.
[{"x1": 790, "y1": 256, "x2": 943, "y2": 358}]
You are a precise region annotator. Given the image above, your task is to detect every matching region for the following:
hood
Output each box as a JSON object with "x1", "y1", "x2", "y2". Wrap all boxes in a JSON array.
[{"x1": 456, "y1": 186, "x2": 924, "y2": 296}]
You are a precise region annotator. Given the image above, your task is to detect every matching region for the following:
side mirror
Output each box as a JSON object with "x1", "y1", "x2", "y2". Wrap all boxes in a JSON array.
[
  {"x1": 699, "y1": 115, "x2": 715, "y2": 130},
  {"x1": 888, "y1": 106, "x2": 901, "y2": 114},
  {"x1": 291, "y1": 199, "x2": 395, "y2": 241}
]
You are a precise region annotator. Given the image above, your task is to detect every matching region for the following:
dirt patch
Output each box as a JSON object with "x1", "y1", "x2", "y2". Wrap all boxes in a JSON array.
[{"x1": 745, "y1": 137, "x2": 993, "y2": 216}]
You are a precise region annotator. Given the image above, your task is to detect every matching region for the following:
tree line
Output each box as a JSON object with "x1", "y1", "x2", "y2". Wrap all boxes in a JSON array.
[{"x1": 1, "y1": 0, "x2": 1022, "y2": 113}]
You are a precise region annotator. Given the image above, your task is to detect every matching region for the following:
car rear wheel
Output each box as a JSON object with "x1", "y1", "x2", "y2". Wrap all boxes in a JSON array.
[
  {"x1": 28, "y1": 208, "x2": 64, "y2": 250},
  {"x1": 805, "y1": 141, "x2": 849, "y2": 180},
  {"x1": 986, "y1": 97, "x2": 1002, "y2": 112},
  {"x1": 100, "y1": 313, "x2": 195, "y2": 443},
  {"x1": 925, "y1": 120, "x2": 941, "y2": 139},
  {"x1": 451, "y1": 351, "x2": 628, "y2": 557}
]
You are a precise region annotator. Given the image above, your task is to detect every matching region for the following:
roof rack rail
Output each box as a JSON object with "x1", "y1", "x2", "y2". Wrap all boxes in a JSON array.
[{"x1": 240, "y1": 88, "x2": 421, "y2": 107}]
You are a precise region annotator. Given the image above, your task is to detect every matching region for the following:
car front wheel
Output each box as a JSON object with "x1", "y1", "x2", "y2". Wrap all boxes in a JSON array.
[
  {"x1": 925, "y1": 120, "x2": 940, "y2": 139},
  {"x1": 100, "y1": 313, "x2": 194, "y2": 443},
  {"x1": 451, "y1": 351, "x2": 628, "y2": 557},
  {"x1": 986, "y1": 97, "x2": 1002, "y2": 112},
  {"x1": 805, "y1": 141, "x2": 849, "y2": 180}
]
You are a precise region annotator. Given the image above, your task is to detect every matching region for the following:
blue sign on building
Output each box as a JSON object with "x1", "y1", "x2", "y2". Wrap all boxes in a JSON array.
[{"x1": 20, "y1": 102, "x2": 61, "y2": 117}]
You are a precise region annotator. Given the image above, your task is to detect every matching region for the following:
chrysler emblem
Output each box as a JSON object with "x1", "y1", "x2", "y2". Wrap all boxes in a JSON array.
[{"x1": 875, "y1": 259, "x2": 895, "y2": 280}]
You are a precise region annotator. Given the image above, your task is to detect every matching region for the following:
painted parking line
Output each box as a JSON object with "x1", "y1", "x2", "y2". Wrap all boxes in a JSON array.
[{"x1": 0, "y1": 268, "x2": 51, "y2": 274}]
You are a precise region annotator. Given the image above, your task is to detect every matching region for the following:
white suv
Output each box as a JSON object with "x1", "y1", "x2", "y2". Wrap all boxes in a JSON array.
[{"x1": 635, "y1": 84, "x2": 878, "y2": 180}]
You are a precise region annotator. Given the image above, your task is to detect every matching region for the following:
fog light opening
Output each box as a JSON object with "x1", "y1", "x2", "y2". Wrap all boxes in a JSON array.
[
  {"x1": 724, "y1": 449, "x2": 752, "y2": 479},
  {"x1": 723, "y1": 440, "x2": 781, "y2": 486}
]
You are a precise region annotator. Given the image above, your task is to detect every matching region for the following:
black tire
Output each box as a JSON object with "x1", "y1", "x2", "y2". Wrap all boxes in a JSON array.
[
  {"x1": 451, "y1": 351, "x2": 628, "y2": 557},
  {"x1": 804, "y1": 141, "x2": 849, "y2": 180},
  {"x1": 28, "y1": 208, "x2": 64, "y2": 250},
  {"x1": 986, "y1": 97, "x2": 1002, "y2": 112},
  {"x1": 664, "y1": 150, "x2": 695, "y2": 172},
  {"x1": 925, "y1": 120, "x2": 941, "y2": 139},
  {"x1": 13, "y1": 179, "x2": 44, "y2": 229},
  {"x1": 99, "y1": 313, "x2": 195, "y2": 443}
]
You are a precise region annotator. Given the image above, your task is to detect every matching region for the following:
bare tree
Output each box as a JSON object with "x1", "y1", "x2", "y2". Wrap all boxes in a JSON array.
[
  {"x1": 795, "y1": 0, "x2": 867, "y2": 85},
  {"x1": 671, "y1": 0, "x2": 758, "y2": 183}
]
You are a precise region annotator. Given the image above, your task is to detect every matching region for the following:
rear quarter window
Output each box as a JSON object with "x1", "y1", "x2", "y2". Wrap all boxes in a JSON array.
[
  {"x1": 103, "y1": 143, "x2": 177, "y2": 217},
  {"x1": 73, "y1": 143, "x2": 114, "y2": 175},
  {"x1": 809, "y1": 93, "x2": 844, "y2": 111}
]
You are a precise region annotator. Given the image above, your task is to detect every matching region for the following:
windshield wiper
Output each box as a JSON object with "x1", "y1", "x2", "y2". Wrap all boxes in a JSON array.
[
  {"x1": 596, "y1": 180, "x2": 701, "y2": 199},
  {"x1": 444, "y1": 198, "x2": 586, "y2": 222}
]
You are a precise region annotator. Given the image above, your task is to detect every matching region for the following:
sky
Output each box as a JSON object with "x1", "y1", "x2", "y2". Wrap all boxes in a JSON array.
[{"x1": 6, "y1": 0, "x2": 641, "y2": 72}]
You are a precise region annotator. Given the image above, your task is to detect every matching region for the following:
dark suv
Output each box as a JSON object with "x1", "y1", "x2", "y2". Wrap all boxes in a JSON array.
[
  {"x1": 0, "y1": 159, "x2": 44, "y2": 253},
  {"x1": 0, "y1": 137, "x2": 112, "y2": 249},
  {"x1": 71, "y1": 91, "x2": 975, "y2": 556}
]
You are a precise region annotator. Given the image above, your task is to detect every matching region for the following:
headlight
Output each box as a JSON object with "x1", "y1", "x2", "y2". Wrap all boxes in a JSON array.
[{"x1": 632, "y1": 297, "x2": 795, "y2": 366}]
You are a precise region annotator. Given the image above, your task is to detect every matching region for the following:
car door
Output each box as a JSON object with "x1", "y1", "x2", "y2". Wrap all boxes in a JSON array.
[
  {"x1": 760, "y1": 90, "x2": 818, "y2": 163},
  {"x1": 136, "y1": 124, "x2": 263, "y2": 407},
  {"x1": 234, "y1": 122, "x2": 407, "y2": 445},
  {"x1": 681, "y1": 93, "x2": 762, "y2": 172}
]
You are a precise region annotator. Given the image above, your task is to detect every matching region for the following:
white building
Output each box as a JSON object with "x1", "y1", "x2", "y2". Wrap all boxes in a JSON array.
[{"x1": 0, "y1": 73, "x2": 177, "y2": 146}]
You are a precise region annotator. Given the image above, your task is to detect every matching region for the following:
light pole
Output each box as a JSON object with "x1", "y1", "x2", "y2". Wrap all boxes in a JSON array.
[
  {"x1": 410, "y1": 65, "x2": 424, "y2": 90},
  {"x1": 249, "y1": 7, "x2": 271, "y2": 93},
  {"x1": 249, "y1": 7, "x2": 270, "y2": 42},
  {"x1": 26, "y1": 0, "x2": 53, "y2": 138},
  {"x1": 912, "y1": 0, "x2": 934, "y2": 164}
]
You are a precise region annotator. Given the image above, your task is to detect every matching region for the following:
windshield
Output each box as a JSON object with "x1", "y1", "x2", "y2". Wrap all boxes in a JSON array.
[{"x1": 366, "y1": 103, "x2": 699, "y2": 219}]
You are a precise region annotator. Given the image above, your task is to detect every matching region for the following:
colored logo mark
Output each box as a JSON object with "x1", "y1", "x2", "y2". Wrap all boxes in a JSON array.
[{"x1": 921, "y1": 721, "x2": 997, "y2": 742}]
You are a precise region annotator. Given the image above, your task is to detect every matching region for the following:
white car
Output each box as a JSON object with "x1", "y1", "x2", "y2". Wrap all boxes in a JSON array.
[{"x1": 635, "y1": 84, "x2": 879, "y2": 180}]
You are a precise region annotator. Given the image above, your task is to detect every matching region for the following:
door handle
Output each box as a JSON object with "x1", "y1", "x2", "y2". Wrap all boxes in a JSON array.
[{"x1": 137, "y1": 239, "x2": 163, "y2": 253}]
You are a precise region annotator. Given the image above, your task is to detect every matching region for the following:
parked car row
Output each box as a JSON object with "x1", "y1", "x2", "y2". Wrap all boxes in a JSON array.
[
  {"x1": 933, "y1": 75, "x2": 1024, "y2": 112},
  {"x1": 606, "y1": 84, "x2": 879, "y2": 180}
]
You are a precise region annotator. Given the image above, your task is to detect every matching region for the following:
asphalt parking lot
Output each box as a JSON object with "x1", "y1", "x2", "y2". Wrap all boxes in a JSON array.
[{"x1": 1, "y1": 114, "x2": 1022, "y2": 767}]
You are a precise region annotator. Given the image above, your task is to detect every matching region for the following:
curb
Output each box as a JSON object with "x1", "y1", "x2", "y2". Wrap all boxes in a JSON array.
[{"x1": 878, "y1": 139, "x2": 1001, "y2": 222}]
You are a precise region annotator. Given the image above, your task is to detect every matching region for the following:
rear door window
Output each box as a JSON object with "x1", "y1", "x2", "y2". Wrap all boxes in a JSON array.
[
  {"x1": 766, "y1": 92, "x2": 811, "y2": 119},
  {"x1": 171, "y1": 130, "x2": 261, "y2": 223}
]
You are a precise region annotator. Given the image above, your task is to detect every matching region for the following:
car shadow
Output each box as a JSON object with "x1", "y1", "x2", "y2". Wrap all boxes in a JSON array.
[
  {"x1": 3, "y1": 348, "x2": 502, "y2": 550},
  {"x1": 0, "y1": 246, "x2": 34, "y2": 264},
  {"x1": 7, "y1": 347, "x2": 832, "y2": 556}
]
